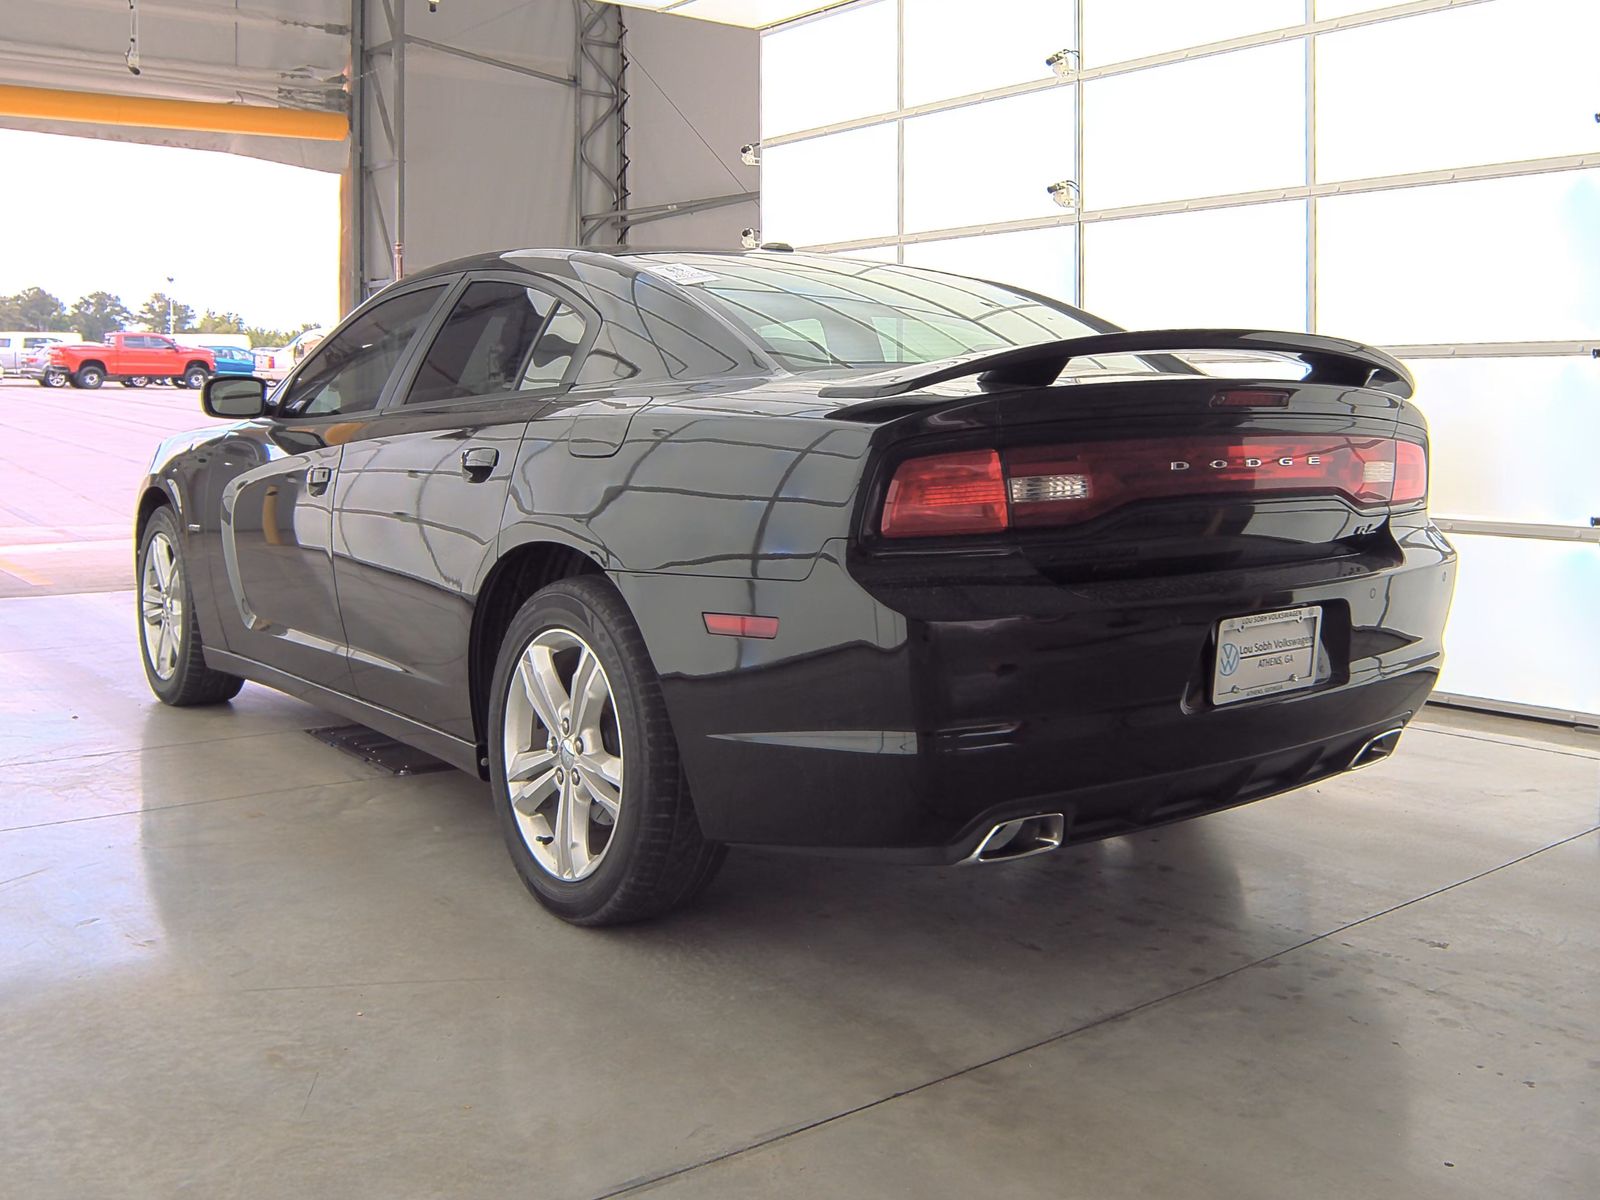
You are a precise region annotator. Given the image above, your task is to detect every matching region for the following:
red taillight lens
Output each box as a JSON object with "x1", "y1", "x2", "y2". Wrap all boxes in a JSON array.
[
  {"x1": 880, "y1": 436, "x2": 1428, "y2": 537},
  {"x1": 1393, "y1": 440, "x2": 1427, "y2": 504},
  {"x1": 881, "y1": 449, "x2": 1009, "y2": 538}
]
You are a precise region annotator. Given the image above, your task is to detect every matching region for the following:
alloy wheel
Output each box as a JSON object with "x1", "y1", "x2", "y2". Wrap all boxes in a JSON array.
[
  {"x1": 501, "y1": 627, "x2": 625, "y2": 882},
  {"x1": 140, "y1": 531, "x2": 184, "y2": 680}
]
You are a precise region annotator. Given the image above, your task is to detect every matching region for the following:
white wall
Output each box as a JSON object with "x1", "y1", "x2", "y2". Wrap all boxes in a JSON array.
[{"x1": 624, "y1": 8, "x2": 759, "y2": 249}]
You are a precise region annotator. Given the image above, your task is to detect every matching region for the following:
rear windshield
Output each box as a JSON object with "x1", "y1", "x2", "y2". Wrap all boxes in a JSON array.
[{"x1": 632, "y1": 253, "x2": 1159, "y2": 376}]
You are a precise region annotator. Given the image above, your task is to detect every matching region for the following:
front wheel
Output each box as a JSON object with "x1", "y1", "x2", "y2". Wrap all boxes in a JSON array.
[
  {"x1": 487, "y1": 577, "x2": 724, "y2": 926},
  {"x1": 182, "y1": 365, "x2": 209, "y2": 390},
  {"x1": 137, "y1": 508, "x2": 244, "y2": 706}
]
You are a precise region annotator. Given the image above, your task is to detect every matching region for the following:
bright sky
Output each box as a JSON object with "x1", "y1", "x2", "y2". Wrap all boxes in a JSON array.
[{"x1": 0, "y1": 130, "x2": 340, "y2": 331}]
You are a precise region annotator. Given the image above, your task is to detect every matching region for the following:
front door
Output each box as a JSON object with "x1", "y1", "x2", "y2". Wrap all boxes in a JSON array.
[
  {"x1": 332, "y1": 276, "x2": 594, "y2": 738},
  {"x1": 214, "y1": 283, "x2": 448, "y2": 689}
]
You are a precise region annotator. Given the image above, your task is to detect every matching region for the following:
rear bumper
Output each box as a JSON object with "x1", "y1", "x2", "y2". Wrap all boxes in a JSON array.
[{"x1": 636, "y1": 523, "x2": 1457, "y2": 859}]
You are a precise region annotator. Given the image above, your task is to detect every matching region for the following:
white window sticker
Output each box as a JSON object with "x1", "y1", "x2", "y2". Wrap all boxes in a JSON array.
[{"x1": 645, "y1": 262, "x2": 720, "y2": 286}]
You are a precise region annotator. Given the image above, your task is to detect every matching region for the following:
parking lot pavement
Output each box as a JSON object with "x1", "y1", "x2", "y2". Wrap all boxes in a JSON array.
[{"x1": 0, "y1": 378, "x2": 214, "y2": 597}]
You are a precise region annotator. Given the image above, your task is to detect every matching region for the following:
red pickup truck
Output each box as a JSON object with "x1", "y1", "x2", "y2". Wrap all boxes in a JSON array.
[{"x1": 48, "y1": 333, "x2": 214, "y2": 390}]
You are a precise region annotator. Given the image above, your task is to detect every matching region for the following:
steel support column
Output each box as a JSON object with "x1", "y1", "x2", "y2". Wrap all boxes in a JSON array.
[
  {"x1": 575, "y1": 0, "x2": 630, "y2": 246},
  {"x1": 355, "y1": 0, "x2": 404, "y2": 299}
]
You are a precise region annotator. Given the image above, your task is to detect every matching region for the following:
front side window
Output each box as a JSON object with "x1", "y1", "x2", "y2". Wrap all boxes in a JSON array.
[
  {"x1": 279, "y1": 286, "x2": 444, "y2": 417},
  {"x1": 406, "y1": 281, "x2": 586, "y2": 405}
]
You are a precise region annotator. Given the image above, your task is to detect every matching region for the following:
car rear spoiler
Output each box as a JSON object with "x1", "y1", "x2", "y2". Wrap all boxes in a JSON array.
[{"x1": 816, "y1": 329, "x2": 1414, "y2": 406}]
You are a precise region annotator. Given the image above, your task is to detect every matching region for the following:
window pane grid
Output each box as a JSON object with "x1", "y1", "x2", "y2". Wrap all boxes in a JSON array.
[{"x1": 759, "y1": 0, "x2": 1598, "y2": 717}]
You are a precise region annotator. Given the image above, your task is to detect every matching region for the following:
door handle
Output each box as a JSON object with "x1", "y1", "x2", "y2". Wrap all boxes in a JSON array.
[
  {"x1": 461, "y1": 447, "x2": 499, "y2": 481},
  {"x1": 306, "y1": 465, "x2": 333, "y2": 495}
]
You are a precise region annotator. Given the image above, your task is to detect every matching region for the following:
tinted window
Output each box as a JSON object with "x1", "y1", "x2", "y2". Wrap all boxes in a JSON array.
[
  {"x1": 643, "y1": 253, "x2": 1132, "y2": 373},
  {"x1": 406, "y1": 281, "x2": 585, "y2": 405},
  {"x1": 279, "y1": 286, "x2": 444, "y2": 417},
  {"x1": 569, "y1": 262, "x2": 765, "y2": 387}
]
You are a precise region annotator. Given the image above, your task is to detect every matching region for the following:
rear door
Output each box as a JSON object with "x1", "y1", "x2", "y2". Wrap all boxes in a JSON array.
[
  {"x1": 213, "y1": 282, "x2": 449, "y2": 690},
  {"x1": 124, "y1": 335, "x2": 162, "y2": 376},
  {"x1": 331, "y1": 273, "x2": 597, "y2": 738}
]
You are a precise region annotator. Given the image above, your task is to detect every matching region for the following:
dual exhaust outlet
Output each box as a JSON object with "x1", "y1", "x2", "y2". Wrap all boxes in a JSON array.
[
  {"x1": 963, "y1": 812, "x2": 1066, "y2": 865},
  {"x1": 1348, "y1": 727, "x2": 1404, "y2": 771},
  {"x1": 963, "y1": 726, "x2": 1405, "y2": 866}
]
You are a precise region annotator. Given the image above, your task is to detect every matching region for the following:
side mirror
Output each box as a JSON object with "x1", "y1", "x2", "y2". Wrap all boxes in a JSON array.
[{"x1": 202, "y1": 375, "x2": 267, "y2": 419}]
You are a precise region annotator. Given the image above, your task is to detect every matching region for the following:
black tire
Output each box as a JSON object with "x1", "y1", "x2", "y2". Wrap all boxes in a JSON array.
[
  {"x1": 487, "y1": 576, "x2": 725, "y2": 926},
  {"x1": 169, "y1": 375, "x2": 188, "y2": 389},
  {"x1": 137, "y1": 507, "x2": 244, "y2": 706},
  {"x1": 123, "y1": 376, "x2": 149, "y2": 389},
  {"x1": 182, "y1": 364, "x2": 209, "y2": 390},
  {"x1": 76, "y1": 365, "x2": 104, "y2": 389}
]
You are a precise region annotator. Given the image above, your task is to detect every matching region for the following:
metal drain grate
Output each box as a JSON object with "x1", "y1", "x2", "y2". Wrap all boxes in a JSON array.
[{"x1": 307, "y1": 724, "x2": 454, "y2": 776}]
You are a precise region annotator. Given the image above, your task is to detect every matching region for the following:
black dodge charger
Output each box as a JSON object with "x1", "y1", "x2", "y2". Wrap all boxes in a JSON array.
[{"x1": 134, "y1": 249, "x2": 1456, "y2": 925}]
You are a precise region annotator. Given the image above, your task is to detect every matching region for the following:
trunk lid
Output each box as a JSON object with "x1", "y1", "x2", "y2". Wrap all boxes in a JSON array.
[{"x1": 847, "y1": 372, "x2": 1423, "y2": 586}]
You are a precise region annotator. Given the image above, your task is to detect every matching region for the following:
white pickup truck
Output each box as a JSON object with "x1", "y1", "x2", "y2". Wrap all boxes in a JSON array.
[
  {"x1": 0, "y1": 332, "x2": 79, "y2": 374},
  {"x1": 253, "y1": 327, "x2": 325, "y2": 382}
]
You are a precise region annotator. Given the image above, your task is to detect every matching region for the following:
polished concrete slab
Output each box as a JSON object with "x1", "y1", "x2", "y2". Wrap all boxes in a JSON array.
[{"x1": 1, "y1": 590, "x2": 1596, "y2": 1198}]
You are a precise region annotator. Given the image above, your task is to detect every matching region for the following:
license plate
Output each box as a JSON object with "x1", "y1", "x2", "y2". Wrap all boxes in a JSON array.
[{"x1": 1212, "y1": 605, "x2": 1323, "y2": 706}]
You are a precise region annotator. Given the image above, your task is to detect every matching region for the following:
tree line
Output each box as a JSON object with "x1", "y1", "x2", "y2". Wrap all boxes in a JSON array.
[{"x1": 0, "y1": 286, "x2": 318, "y2": 348}]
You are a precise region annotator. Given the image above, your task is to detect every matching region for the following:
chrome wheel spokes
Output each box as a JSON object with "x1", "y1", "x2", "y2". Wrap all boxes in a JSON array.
[
  {"x1": 502, "y1": 628, "x2": 625, "y2": 882},
  {"x1": 140, "y1": 532, "x2": 183, "y2": 681}
]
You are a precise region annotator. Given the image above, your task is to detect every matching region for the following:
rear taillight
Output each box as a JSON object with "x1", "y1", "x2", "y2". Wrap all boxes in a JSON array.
[
  {"x1": 1393, "y1": 440, "x2": 1427, "y2": 504},
  {"x1": 880, "y1": 449, "x2": 1009, "y2": 538},
  {"x1": 880, "y1": 436, "x2": 1427, "y2": 537}
]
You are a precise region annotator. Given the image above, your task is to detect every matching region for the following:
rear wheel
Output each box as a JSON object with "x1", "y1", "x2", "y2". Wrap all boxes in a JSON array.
[
  {"x1": 488, "y1": 577, "x2": 724, "y2": 926},
  {"x1": 75, "y1": 365, "x2": 104, "y2": 389},
  {"x1": 123, "y1": 376, "x2": 149, "y2": 389},
  {"x1": 137, "y1": 507, "x2": 244, "y2": 706}
]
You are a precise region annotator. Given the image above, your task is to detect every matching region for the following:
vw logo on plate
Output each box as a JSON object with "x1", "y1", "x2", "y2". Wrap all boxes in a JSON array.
[{"x1": 1218, "y1": 643, "x2": 1241, "y2": 677}]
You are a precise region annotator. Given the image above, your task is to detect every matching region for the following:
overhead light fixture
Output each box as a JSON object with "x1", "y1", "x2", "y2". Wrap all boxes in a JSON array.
[
  {"x1": 740, "y1": 228, "x2": 760, "y2": 249},
  {"x1": 1045, "y1": 48, "x2": 1079, "y2": 79},
  {"x1": 740, "y1": 142, "x2": 761, "y2": 166},
  {"x1": 1047, "y1": 180, "x2": 1081, "y2": 211},
  {"x1": 428, "y1": 1, "x2": 441, "y2": 11}
]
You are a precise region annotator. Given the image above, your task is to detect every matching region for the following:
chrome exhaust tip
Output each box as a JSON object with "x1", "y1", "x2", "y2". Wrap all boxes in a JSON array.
[
  {"x1": 1349, "y1": 727, "x2": 1404, "y2": 771},
  {"x1": 963, "y1": 813, "x2": 1065, "y2": 864}
]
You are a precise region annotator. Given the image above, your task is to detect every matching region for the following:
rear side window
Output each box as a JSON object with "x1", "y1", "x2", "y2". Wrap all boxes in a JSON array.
[
  {"x1": 570, "y1": 262, "x2": 765, "y2": 387},
  {"x1": 406, "y1": 281, "x2": 587, "y2": 405}
]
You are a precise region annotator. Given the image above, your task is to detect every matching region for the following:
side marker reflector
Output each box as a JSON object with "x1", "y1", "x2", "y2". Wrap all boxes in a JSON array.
[{"x1": 703, "y1": 613, "x2": 780, "y2": 639}]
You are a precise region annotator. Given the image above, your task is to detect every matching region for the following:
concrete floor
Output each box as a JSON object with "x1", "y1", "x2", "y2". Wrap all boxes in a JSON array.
[{"x1": 1, "y1": 378, "x2": 1597, "y2": 1198}]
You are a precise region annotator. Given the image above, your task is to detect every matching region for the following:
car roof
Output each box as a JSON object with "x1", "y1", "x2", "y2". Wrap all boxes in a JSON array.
[{"x1": 406, "y1": 246, "x2": 815, "y2": 283}]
